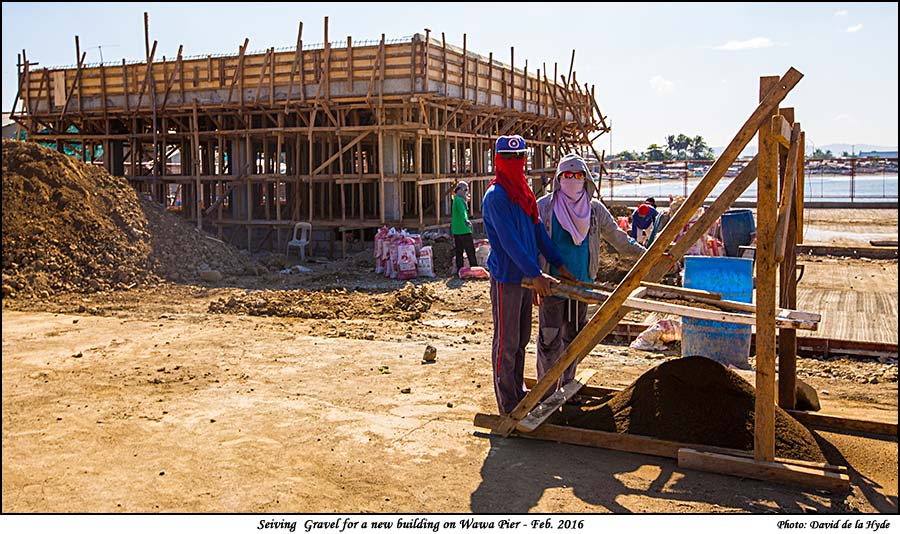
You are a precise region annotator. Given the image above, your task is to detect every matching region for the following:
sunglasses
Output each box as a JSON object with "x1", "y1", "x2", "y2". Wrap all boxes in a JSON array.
[
  {"x1": 499, "y1": 152, "x2": 526, "y2": 160},
  {"x1": 560, "y1": 171, "x2": 586, "y2": 179}
]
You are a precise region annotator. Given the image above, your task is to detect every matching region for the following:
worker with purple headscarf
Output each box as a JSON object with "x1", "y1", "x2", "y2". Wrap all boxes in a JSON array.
[{"x1": 535, "y1": 153, "x2": 646, "y2": 400}]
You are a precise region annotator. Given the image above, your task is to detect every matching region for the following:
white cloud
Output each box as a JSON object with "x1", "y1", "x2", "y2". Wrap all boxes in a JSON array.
[
  {"x1": 713, "y1": 37, "x2": 775, "y2": 51},
  {"x1": 649, "y1": 75, "x2": 675, "y2": 94},
  {"x1": 833, "y1": 113, "x2": 852, "y2": 121},
  {"x1": 846, "y1": 24, "x2": 864, "y2": 33},
  {"x1": 834, "y1": 9, "x2": 848, "y2": 16}
]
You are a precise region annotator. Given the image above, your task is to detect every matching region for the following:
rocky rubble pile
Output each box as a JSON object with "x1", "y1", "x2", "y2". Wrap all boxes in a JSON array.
[
  {"x1": 139, "y1": 197, "x2": 258, "y2": 281},
  {"x1": 2, "y1": 140, "x2": 258, "y2": 299}
]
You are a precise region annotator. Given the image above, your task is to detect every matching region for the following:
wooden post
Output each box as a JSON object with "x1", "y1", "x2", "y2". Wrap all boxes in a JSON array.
[
  {"x1": 423, "y1": 29, "x2": 431, "y2": 93},
  {"x1": 193, "y1": 100, "x2": 202, "y2": 230},
  {"x1": 347, "y1": 36, "x2": 354, "y2": 92},
  {"x1": 755, "y1": 75, "x2": 780, "y2": 462},
  {"x1": 323, "y1": 16, "x2": 330, "y2": 100},
  {"x1": 797, "y1": 132, "x2": 805, "y2": 243},
  {"x1": 462, "y1": 33, "x2": 467, "y2": 99},
  {"x1": 285, "y1": 22, "x2": 303, "y2": 111},
  {"x1": 778, "y1": 109, "x2": 798, "y2": 410}
]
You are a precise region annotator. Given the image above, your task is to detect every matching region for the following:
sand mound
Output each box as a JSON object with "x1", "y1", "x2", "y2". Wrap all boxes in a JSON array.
[
  {"x1": 2, "y1": 140, "x2": 257, "y2": 299},
  {"x1": 556, "y1": 356, "x2": 826, "y2": 462},
  {"x1": 208, "y1": 282, "x2": 435, "y2": 322}
]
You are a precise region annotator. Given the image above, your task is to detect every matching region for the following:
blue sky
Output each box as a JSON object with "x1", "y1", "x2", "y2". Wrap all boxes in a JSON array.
[{"x1": 3, "y1": 2, "x2": 897, "y2": 153}]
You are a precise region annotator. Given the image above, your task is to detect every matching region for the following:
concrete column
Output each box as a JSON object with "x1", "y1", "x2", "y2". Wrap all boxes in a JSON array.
[{"x1": 381, "y1": 133, "x2": 401, "y2": 221}]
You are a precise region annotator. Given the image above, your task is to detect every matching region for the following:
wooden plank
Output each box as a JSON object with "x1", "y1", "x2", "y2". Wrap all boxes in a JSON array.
[
  {"x1": 493, "y1": 67, "x2": 804, "y2": 438},
  {"x1": 476, "y1": 413, "x2": 682, "y2": 458},
  {"x1": 775, "y1": 122, "x2": 801, "y2": 262},
  {"x1": 284, "y1": 22, "x2": 303, "y2": 111},
  {"x1": 311, "y1": 129, "x2": 371, "y2": 176},
  {"x1": 531, "y1": 280, "x2": 818, "y2": 330},
  {"x1": 755, "y1": 75, "x2": 780, "y2": 462},
  {"x1": 797, "y1": 132, "x2": 805, "y2": 243},
  {"x1": 226, "y1": 38, "x2": 250, "y2": 104},
  {"x1": 476, "y1": 412, "x2": 848, "y2": 476},
  {"x1": 160, "y1": 45, "x2": 183, "y2": 112},
  {"x1": 517, "y1": 369, "x2": 597, "y2": 432},
  {"x1": 75, "y1": 37, "x2": 82, "y2": 112},
  {"x1": 771, "y1": 114, "x2": 792, "y2": 148},
  {"x1": 253, "y1": 47, "x2": 271, "y2": 104},
  {"x1": 778, "y1": 109, "x2": 799, "y2": 411},
  {"x1": 785, "y1": 410, "x2": 898, "y2": 437},
  {"x1": 59, "y1": 51, "x2": 87, "y2": 119},
  {"x1": 134, "y1": 41, "x2": 157, "y2": 110},
  {"x1": 678, "y1": 448, "x2": 850, "y2": 492}
]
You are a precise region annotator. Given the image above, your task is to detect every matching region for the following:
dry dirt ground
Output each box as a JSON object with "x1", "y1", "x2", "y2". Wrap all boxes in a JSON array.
[{"x1": 2, "y1": 211, "x2": 897, "y2": 514}]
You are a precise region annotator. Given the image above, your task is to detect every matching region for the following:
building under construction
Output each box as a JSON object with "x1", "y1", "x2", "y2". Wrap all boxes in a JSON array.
[{"x1": 13, "y1": 16, "x2": 608, "y2": 255}]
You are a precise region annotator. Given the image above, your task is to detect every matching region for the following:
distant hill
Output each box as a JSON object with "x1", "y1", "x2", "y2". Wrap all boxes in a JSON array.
[{"x1": 712, "y1": 143, "x2": 898, "y2": 158}]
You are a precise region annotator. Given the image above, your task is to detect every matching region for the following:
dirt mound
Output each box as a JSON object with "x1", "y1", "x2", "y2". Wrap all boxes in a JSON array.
[
  {"x1": 2, "y1": 140, "x2": 258, "y2": 299},
  {"x1": 2, "y1": 139, "x2": 155, "y2": 298},
  {"x1": 208, "y1": 282, "x2": 435, "y2": 322},
  {"x1": 556, "y1": 356, "x2": 826, "y2": 462}
]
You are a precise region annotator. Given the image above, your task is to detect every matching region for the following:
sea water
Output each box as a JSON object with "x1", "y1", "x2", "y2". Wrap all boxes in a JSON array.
[{"x1": 599, "y1": 173, "x2": 898, "y2": 203}]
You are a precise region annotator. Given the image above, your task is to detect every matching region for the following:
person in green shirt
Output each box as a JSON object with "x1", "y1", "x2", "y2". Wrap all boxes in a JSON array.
[{"x1": 451, "y1": 181, "x2": 479, "y2": 274}]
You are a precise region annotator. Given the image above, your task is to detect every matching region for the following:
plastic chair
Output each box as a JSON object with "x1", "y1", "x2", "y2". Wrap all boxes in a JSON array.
[{"x1": 286, "y1": 222, "x2": 312, "y2": 261}]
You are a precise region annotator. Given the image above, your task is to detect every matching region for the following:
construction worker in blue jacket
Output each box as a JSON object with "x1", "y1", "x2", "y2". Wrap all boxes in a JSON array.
[{"x1": 482, "y1": 135, "x2": 574, "y2": 415}]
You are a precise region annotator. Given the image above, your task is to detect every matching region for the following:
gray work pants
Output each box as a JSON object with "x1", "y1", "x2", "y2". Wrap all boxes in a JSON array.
[
  {"x1": 536, "y1": 296, "x2": 587, "y2": 391},
  {"x1": 490, "y1": 278, "x2": 532, "y2": 415}
]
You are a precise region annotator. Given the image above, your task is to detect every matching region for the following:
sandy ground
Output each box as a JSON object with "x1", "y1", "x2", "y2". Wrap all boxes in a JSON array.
[{"x1": 2, "y1": 211, "x2": 897, "y2": 514}]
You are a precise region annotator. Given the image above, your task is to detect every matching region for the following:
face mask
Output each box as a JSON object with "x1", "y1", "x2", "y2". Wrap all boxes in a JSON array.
[{"x1": 559, "y1": 177, "x2": 585, "y2": 199}]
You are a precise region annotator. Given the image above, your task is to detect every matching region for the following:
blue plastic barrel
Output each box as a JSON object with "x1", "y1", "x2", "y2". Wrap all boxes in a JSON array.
[
  {"x1": 681, "y1": 256, "x2": 754, "y2": 368},
  {"x1": 720, "y1": 209, "x2": 756, "y2": 257}
]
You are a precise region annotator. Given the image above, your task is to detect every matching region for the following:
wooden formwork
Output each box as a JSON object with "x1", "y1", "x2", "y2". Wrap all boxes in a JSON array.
[{"x1": 11, "y1": 15, "x2": 608, "y2": 254}]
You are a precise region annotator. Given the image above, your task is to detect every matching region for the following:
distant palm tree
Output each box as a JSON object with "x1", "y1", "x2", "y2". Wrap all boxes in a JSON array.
[
  {"x1": 675, "y1": 134, "x2": 692, "y2": 159},
  {"x1": 689, "y1": 135, "x2": 712, "y2": 159},
  {"x1": 646, "y1": 144, "x2": 666, "y2": 161}
]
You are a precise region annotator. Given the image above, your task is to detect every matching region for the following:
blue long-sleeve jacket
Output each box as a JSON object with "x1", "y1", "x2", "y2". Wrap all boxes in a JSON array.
[{"x1": 482, "y1": 183, "x2": 564, "y2": 283}]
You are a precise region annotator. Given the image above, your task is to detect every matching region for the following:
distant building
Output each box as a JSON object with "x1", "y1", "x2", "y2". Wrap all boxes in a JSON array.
[{"x1": 859, "y1": 150, "x2": 898, "y2": 159}]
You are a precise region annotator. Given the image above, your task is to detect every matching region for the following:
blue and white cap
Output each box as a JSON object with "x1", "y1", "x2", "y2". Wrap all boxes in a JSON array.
[{"x1": 495, "y1": 135, "x2": 527, "y2": 153}]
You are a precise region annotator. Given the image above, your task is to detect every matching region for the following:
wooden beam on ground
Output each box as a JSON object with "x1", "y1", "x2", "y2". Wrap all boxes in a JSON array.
[
  {"x1": 784, "y1": 410, "x2": 898, "y2": 437},
  {"x1": 678, "y1": 448, "x2": 850, "y2": 492},
  {"x1": 475, "y1": 414, "x2": 850, "y2": 480},
  {"x1": 493, "y1": 67, "x2": 804, "y2": 438}
]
